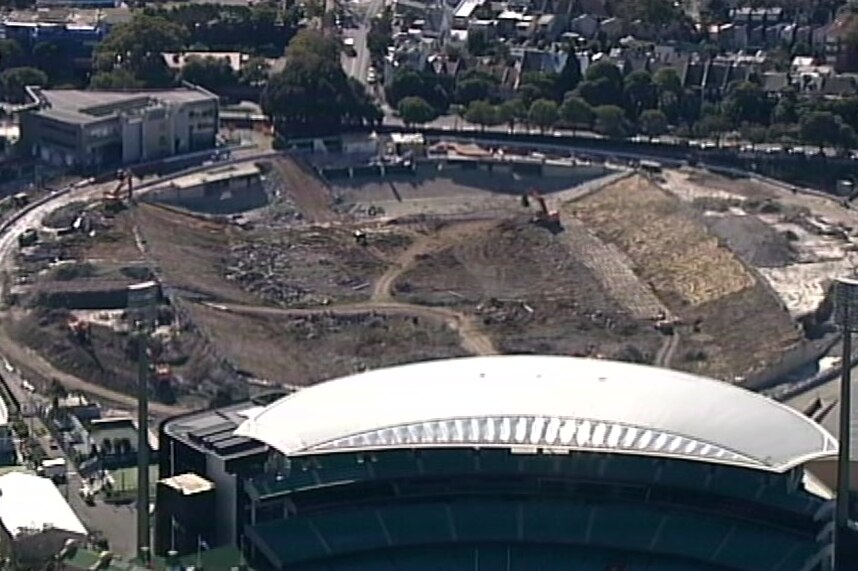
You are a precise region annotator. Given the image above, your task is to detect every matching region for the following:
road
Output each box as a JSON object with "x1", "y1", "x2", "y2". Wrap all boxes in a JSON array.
[
  {"x1": 3, "y1": 361, "x2": 137, "y2": 556},
  {"x1": 341, "y1": 0, "x2": 385, "y2": 86}
]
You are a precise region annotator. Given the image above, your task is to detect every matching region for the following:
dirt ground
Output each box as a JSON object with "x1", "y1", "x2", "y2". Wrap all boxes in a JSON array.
[
  {"x1": 6, "y1": 305, "x2": 224, "y2": 408},
  {"x1": 185, "y1": 302, "x2": 467, "y2": 385},
  {"x1": 10, "y1": 158, "x2": 831, "y2": 403},
  {"x1": 394, "y1": 217, "x2": 663, "y2": 361},
  {"x1": 573, "y1": 175, "x2": 801, "y2": 380}
]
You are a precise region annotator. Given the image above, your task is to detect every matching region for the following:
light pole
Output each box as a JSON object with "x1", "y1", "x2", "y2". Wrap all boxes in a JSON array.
[
  {"x1": 834, "y1": 277, "x2": 858, "y2": 570},
  {"x1": 127, "y1": 280, "x2": 159, "y2": 564}
]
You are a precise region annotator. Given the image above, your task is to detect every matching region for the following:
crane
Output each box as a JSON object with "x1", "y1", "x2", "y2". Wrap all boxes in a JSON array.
[
  {"x1": 523, "y1": 188, "x2": 561, "y2": 230},
  {"x1": 102, "y1": 170, "x2": 133, "y2": 212}
]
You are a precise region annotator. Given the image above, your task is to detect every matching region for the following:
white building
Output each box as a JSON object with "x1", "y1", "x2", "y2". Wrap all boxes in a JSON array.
[{"x1": 0, "y1": 472, "x2": 87, "y2": 568}]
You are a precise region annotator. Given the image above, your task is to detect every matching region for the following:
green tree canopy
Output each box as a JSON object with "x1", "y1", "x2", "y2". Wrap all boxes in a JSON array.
[
  {"x1": 593, "y1": 105, "x2": 629, "y2": 138},
  {"x1": 1, "y1": 67, "x2": 47, "y2": 103},
  {"x1": 639, "y1": 109, "x2": 668, "y2": 139},
  {"x1": 528, "y1": 98, "x2": 559, "y2": 132},
  {"x1": 556, "y1": 53, "x2": 581, "y2": 95},
  {"x1": 367, "y1": 8, "x2": 393, "y2": 62},
  {"x1": 180, "y1": 56, "x2": 237, "y2": 92},
  {"x1": 497, "y1": 98, "x2": 527, "y2": 129},
  {"x1": 800, "y1": 111, "x2": 842, "y2": 149},
  {"x1": 386, "y1": 69, "x2": 448, "y2": 112},
  {"x1": 465, "y1": 99, "x2": 499, "y2": 130},
  {"x1": 722, "y1": 81, "x2": 768, "y2": 126},
  {"x1": 624, "y1": 70, "x2": 656, "y2": 117},
  {"x1": 559, "y1": 95, "x2": 593, "y2": 129},
  {"x1": 653, "y1": 68, "x2": 682, "y2": 95},
  {"x1": 398, "y1": 96, "x2": 437, "y2": 126},
  {"x1": 239, "y1": 57, "x2": 271, "y2": 86},
  {"x1": 261, "y1": 30, "x2": 380, "y2": 137},
  {"x1": 0, "y1": 40, "x2": 22, "y2": 72},
  {"x1": 92, "y1": 14, "x2": 187, "y2": 88},
  {"x1": 576, "y1": 61, "x2": 624, "y2": 107}
]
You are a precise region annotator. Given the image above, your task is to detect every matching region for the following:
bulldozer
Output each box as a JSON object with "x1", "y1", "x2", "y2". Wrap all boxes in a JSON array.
[
  {"x1": 102, "y1": 170, "x2": 133, "y2": 214},
  {"x1": 522, "y1": 188, "x2": 561, "y2": 231}
]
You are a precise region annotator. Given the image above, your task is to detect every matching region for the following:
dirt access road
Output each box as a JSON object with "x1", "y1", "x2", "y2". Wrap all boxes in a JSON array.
[{"x1": 213, "y1": 220, "x2": 499, "y2": 356}]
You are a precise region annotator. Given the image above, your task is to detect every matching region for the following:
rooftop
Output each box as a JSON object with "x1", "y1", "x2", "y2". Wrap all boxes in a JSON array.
[
  {"x1": 164, "y1": 397, "x2": 283, "y2": 460},
  {"x1": 0, "y1": 472, "x2": 87, "y2": 538},
  {"x1": 28, "y1": 87, "x2": 216, "y2": 126},
  {"x1": 236, "y1": 356, "x2": 838, "y2": 473},
  {"x1": 160, "y1": 472, "x2": 215, "y2": 495}
]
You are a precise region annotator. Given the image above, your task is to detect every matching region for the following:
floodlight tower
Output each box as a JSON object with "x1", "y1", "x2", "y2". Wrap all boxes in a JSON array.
[
  {"x1": 834, "y1": 277, "x2": 858, "y2": 570},
  {"x1": 127, "y1": 280, "x2": 159, "y2": 564}
]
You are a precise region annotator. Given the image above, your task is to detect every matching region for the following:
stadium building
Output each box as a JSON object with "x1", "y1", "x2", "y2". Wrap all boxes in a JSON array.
[{"x1": 157, "y1": 356, "x2": 839, "y2": 571}]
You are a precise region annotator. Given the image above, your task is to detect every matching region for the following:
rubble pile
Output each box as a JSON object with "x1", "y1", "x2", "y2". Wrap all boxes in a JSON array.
[{"x1": 224, "y1": 230, "x2": 384, "y2": 307}]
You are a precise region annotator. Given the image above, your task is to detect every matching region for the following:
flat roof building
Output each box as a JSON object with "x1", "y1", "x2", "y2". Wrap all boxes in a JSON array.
[
  {"x1": 20, "y1": 86, "x2": 219, "y2": 170},
  {"x1": 0, "y1": 472, "x2": 87, "y2": 568}
]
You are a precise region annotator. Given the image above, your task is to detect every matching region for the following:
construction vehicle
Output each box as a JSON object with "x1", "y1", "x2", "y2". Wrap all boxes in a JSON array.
[
  {"x1": 67, "y1": 315, "x2": 92, "y2": 344},
  {"x1": 103, "y1": 170, "x2": 133, "y2": 213},
  {"x1": 523, "y1": 189, "x2": 561, "y2": 230},
  {"x1": 12, "y1": 192, "x2": 29, "y2": 208},
  {"x1": 17, "y1": 228, "x2": 37, "y2": 248}
]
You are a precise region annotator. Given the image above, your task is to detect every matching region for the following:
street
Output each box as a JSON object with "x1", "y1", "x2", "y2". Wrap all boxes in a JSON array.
[
  {"x1": 341, "y1": 0, "x2": 385, "y2": 87},
  {"x1": 3, "y1": 362, "x2": 138, "y2": 557}
]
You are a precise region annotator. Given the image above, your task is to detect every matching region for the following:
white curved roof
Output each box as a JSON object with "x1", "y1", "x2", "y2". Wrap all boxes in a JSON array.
[{"x1": 235, "y1": 356, "x2": 837, "y2": 473}]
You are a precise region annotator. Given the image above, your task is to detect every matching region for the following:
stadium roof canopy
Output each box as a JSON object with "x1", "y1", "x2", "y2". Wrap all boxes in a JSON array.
[{"x1": 235, "y1": 356, "x2": 837, "y2": 473}]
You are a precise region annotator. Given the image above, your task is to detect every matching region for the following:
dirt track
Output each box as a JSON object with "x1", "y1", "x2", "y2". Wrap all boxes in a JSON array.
[{"x1": 0, "y1": 325, "x2": 188, "y2": 417}]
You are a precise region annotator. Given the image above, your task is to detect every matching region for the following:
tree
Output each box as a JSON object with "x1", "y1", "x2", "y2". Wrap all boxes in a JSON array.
[
  {"x1": 239, "y1": 57, "x2": 271, "y2": 86},
  {"x1": 519, "y1": 72, "x2": 560, "y2": 102},
  {"x1": 467, "y1": 32, "x2": 488, "y2": 56},
  {"x1": 90, "y1": 68, "x2": 142, "y2": 90},
  {"x1": 387, "y1": 69, "x2": 448, "y2": 111},
  {"x1": 800, "y1": 111, "x2": 841, "y2": 150},
  {"x1": 498, "y1": 98, "x2": 527, "y2": 131},
  {"x1": 624, "y1": 70, "x2": 656, "y2": 117},
  {"x1": 639, "y1": 109, "x2": 668, "y2": 140},
  {"x1": 398, "y1": 96, "x2": 437, "y2": 126},
  {"x1": 0, "y1": 39, "x2": 22, "y2": 72},
  {"x1": 528, "y1": 98, "x2": 559, "y2": 132},
  {"x1": 367, "y1": 8, "x2": 393, "y2": 62},
  {"x1": 653, "y1": 68, "x2": 682, "y2": 95},
  {"x1": 593, "y1": 105, "x2": 629, "y2": 138},
  {"x1": 180, "y1": 56, "x2": 237, "y2": 92},
  {"x1": 722, "y1": 81, "x2": 767, "y2": 126},
  {"x1": 839, "y1": 122, "x2": 857, "y2": 150},
  {"x1": 771, "y1": 95, "x2": 797, "y2": 125},
  {"x1": 454, "y1": 76, "x2": 493, "y2": 106},
  {"x1": 262, "y1": 30, "x2": 380, "y2": 137},
  {"x1": 1, "y1": 67, "x2": 47, "y2": 103},
  {"x1": 556, "y1": 52, "x2": 582, "y2": 95},
  {"x1": 575, "y1": 62, "x2": 623, "y2": 107},
  {"x1": 559, "y1": 95, "x2": 593, "y2": 131},
  {"x1": 619, "y1": 0, "x2": 685, "y2": 32},
  {"x1": 585, "y1": 60, "x2": 623, "y2": 88},
  {"x1": 92, "y1": 14, "x2": 187, "y2": 88},
  {"x1": 465, "y1": 100, "x2": 499, "y2": 130}
]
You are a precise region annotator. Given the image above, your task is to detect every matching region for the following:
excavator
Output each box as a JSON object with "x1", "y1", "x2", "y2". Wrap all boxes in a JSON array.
[
  {"x1": 521, "y1": 188, "x2": 561, "y2": 231},
  {"x1": 103, "y1": 170, "x2": 133, "y2": 213}
]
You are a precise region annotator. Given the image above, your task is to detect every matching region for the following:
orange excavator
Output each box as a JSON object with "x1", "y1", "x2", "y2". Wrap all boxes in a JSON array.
[
  {"x1": 522, "y1": 188, "x2": 561, "y2": 230},
  {"x1": 103, "y1": 170, "x2": 133, "y2": 213}
]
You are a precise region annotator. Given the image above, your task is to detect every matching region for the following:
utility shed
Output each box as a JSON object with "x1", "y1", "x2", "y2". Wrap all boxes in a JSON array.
[{"x1": 0, "y1": 472, "x2": 87, "y2": 568}]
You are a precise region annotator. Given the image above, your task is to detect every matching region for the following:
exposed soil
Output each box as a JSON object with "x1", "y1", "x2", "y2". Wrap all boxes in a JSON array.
[
  {"x1": 573, "y1": 175, "x2": 802, "y2": 381},
  {"x1": 700, "y1": 213, "x2": 797, "y2": 268},
  {"x1": 394, "y1": 218, "x2": 663, "y2": 361},
  {"x1": 185, "y1": 302, "x2": 467, "y2": 386}
]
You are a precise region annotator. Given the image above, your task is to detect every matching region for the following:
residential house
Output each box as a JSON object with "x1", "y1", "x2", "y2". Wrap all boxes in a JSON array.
[
  {"x1": 569, "y1": 13, "x2": 598, "y2": 38},
  {"x1": 599, "y1": 17, "x2": 625, "y2": 42}
]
